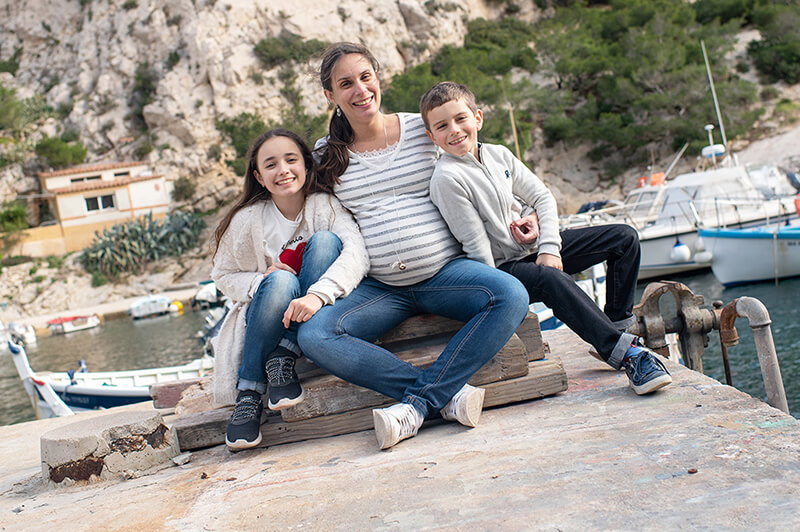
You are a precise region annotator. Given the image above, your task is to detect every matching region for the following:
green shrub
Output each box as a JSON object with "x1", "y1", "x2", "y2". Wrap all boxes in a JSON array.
[
  {"x1": 35, "y1": 136, "x2": 87, "y2": 169},
  {"x1": 171, "y1": 176, "x2": 196, "y2": 202},
  {"x1": 747, "y1": 3, "x2": 800, "y2": 84},
  {"x1": 0, "y1": 201, "x2": 28, "y2": 232},
  {"x1": 129, "y1": 63, "x2": 156, "y2": 131},
  {"x1": 253, "y1": 32, "x2": 328, "y2": 69},
  {"x1": 134, "y1": 136, "x2": 154, "y2": 158},
  {"x1": 79, "y1": 211, "x2": 206, "y2": 278},
  {"x1": 216, "y1": 112, "x2": 267, "y2": 173},
  {"x1": 28, "y1": 265, "x2": 37, "y2": 275},
  {"x1": 32, "y1": 275, "x2": 45, "y2": 283},
  {"x1": 166, "y1": 50, "x2": 180, "y2": 70},
  {"x1": 122, "y1": 0, "x2": 137, "y2": 10},
  {"x1": 46, "y1": 255, "x2": 64, "y2": 269},
  {"x1": 0, "y1": 85, "x2": 24, "y2": 132},
  {"x1": 0, "y1": 48, "x2": 22, "y2": 75},
  {"x1": 91, "y1": 271, "x2": 108, "y2": 287}
]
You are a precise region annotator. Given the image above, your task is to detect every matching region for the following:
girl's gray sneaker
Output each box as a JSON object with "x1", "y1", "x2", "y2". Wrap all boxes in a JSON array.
[
  {"x1": 226, "y1": 389, "x2": 264, "y2": 450},
  {"x1": 265, "y1": 355, "x2": 305, "y2": 410}
]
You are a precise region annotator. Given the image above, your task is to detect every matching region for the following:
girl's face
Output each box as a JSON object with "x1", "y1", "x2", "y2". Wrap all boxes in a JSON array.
[
  {"x1": 324, "y1": 53, "x2": 381, "y2": 122},
  {"x1": 253, "y1": 136, "x2": 307, "y2": 200}
]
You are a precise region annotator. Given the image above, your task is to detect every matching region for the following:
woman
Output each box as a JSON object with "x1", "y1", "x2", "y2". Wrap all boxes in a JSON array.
[{"x1": 297, "y1": 42, "x2": 530, "y2": 450}]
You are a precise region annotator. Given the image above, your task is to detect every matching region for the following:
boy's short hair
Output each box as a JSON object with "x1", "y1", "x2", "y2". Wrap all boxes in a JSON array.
[{"x1": 419, "y1": 81, "x2": 478, "y2": 130}]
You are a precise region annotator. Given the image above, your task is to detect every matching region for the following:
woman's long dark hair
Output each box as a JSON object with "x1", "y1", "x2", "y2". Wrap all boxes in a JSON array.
[
  {"x1": 213, "y1": 128, "x2": 324, "y2": 259},
  {"x1": 315, "y1": 42, "x2": 381, "y2": 190}
]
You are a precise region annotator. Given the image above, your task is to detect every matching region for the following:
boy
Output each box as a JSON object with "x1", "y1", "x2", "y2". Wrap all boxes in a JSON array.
[{"x1": 421, "y1": 81, "x2": 671, "y2": 395}]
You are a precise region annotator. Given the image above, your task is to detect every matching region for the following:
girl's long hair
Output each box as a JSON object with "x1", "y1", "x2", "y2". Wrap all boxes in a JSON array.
[
  {"x1": 315, "y1": 42, "x2": 381, "y2": 190},
  {"x1": 213, "y1": 128, "x2": 324, "y2": 259}
]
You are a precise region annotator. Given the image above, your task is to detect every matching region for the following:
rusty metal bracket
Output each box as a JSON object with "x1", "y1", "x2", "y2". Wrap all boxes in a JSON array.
[{"x1": 631, "y1": 281, "x2": 719, "y2": 372}]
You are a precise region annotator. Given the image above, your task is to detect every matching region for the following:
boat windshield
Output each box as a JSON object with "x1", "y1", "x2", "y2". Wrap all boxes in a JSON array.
[{"x1": 624, "y1": 190, "x2": 659, "y2": 216}]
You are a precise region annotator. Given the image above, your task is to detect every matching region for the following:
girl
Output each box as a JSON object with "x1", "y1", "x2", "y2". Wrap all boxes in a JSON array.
[{"x1": 211, "y1": 128, "x2": 369, "y2": 451}]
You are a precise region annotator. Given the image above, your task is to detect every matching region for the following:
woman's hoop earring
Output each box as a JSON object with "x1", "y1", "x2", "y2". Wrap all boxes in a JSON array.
[{"x1": 335, "y1": 106, "x2": 342, "y2": 117}]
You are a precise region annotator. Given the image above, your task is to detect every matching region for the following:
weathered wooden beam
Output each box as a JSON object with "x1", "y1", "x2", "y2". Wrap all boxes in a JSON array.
[
  {"x1": 172, "y1": 358, "x2": 566, "y2": 451},
  {"x1": 517, "y1": 312, "x2": 545, "y2": 361},
  {"x1": 280, "y1": 334, "x2": 528, "y2": 422}
]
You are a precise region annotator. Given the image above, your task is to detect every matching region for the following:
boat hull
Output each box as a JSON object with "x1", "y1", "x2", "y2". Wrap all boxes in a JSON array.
[
  {"x1": 699, "y1": 223, "x2": 800, "y2": 286},
  {"x1": 637, "y1": 213, "x2": 797, "y2": 280}
]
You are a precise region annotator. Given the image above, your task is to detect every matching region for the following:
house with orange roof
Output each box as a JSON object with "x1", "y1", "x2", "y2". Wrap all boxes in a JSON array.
[{"x1": 13, "y1": 162, "x2": 172, "y2": 257}]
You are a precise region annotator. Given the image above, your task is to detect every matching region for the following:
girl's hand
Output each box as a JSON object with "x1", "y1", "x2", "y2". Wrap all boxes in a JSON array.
[
  {"x1": 265, "y1": 261, "x2": 297, "y2": 277},
  {"x1": 536, "y1": 253, "x2": 563, "y2": 271},
  {"x1": 282, "y1": 293, "x2": 325, "y2": 328},
  {"x1": 510, "y1": 212, "x2": 540, "y2": 245}
]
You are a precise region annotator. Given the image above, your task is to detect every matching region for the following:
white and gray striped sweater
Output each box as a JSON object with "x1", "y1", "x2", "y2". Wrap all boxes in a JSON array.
[{"x1": 318, "y1": 113, "x2": 463, "y2": 286}]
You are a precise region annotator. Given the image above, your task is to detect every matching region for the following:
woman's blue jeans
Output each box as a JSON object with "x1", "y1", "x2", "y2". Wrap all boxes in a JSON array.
[
  {"x1": 297, "y1": 258, "x2": 529, "y2": 418},
  {"x1": 237, "y1": 231, "x2": 342, "y2": 393}
]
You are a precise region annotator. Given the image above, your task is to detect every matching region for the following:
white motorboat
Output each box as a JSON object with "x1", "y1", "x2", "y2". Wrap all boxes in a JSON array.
[
  {"x1": 47, "y1": 314, "x2": 101, "y2": 334},
  {"x1": 699, "y1": 218, "x2": 800, "y2": 286},
  {"x1": 8, "y1": 340, "x2": 214, "y2": 419},
  {"x1": 562, "y1": 152, "x2": 799, "y2": 280},
  {"x1": 8, "y1": 322, "x2": 37, "y2": 346},
  {"x1": 128, "y1": 294, "x2": 176, "y2": 319}
]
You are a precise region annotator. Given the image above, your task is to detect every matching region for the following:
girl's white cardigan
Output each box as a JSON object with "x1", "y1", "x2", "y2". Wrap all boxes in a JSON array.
[{"x1": 211, "y1": 193, "x2": 370, "y2": 405}]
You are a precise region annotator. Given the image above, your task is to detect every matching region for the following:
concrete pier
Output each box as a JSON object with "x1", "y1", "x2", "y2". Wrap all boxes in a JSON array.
[{"x1": 1, "y1": 328, "x2": 798, "y2": 530}]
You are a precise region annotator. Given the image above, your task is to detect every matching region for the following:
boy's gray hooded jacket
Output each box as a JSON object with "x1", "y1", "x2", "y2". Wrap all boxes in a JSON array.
[{"x1": 430, "y1": 143, "x2": 561, "y2": 267}]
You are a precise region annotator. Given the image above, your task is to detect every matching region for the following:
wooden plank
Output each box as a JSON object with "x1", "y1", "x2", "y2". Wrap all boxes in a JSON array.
[
  {"x1": 172, "y1": 358, "x2": 566, "y2": 452},
  {"x1": 483, "y1": 358, "x2": 567, "y2": 407},
  {"x1": 279, "y1": 335, "x2": 528, "y2": 423},
  {"x1": 376, "y1": 314, "x2": 464, "y2": 347},
  {"x1": 150, "y1": 378, "x2": 204, "y2": 409}
]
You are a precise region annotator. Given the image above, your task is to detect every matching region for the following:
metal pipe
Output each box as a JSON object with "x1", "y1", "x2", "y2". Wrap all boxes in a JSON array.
[{"x1": 726, "y1": 297, "x2": 790, "y2": 414}]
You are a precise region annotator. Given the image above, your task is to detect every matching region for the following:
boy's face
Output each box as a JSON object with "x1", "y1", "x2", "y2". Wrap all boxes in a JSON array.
[{"x1": 425, "y1": 98, "x2": 483, "y2": 159}]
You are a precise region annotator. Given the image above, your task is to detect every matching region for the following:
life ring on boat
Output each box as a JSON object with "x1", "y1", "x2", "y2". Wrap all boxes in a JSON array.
[{"x1": 795, "y1": 193, "x2": 800, "y2": 217}]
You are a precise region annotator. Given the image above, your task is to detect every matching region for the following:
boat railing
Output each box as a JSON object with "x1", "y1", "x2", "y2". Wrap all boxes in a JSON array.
[{"x1": 562, "y1": 193, "x2": 796, "y2": 233}]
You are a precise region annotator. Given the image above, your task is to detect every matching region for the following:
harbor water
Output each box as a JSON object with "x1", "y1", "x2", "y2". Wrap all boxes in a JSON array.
[
  {"x1": 1, "y1": 272, "x2": 798, "y2": 426},
  {"x1": 0, "y1": 310, "x2": 209, "y2": 426}
]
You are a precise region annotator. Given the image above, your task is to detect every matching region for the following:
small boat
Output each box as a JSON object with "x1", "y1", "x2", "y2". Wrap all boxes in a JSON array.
[
  {"x1": 47, "y1": 314, "x2": 101, "y2": 334},
  {"x1": 0, "y1": 321, "x2": 10, "y2": 353},
  {"x1": 128, "y1": 294, "x2": 176, "y2": 319},
  {"x1": 699, "y1": 219, "x2": 800, "y2": 286},
  {"x1": 8, "y1": 340, "x2": 214, "y2": 419},
  {"x1": 8, "y1": 322, "x2": 37, "y2": 346},
  {"x1": 192, "y1": 281, "x2": 226, "y2": 309}
]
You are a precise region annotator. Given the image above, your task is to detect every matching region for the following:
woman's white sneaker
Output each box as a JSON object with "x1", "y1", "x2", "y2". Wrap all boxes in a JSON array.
[
  {"x1": 441, "y1": 384, "x2": 485, "y2": 427},
  {"x1": 372, "y1": 403, "x2": 424, "y2": 450}
]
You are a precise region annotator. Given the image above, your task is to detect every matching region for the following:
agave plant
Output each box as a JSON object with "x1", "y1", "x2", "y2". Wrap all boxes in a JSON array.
[{"x1": 79, "y1": 210, "x2": 205, "y2": 278}]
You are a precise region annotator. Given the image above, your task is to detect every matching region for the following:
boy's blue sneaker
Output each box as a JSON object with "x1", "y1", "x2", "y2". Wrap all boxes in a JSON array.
[{"x1": 623, "y1": 346, "x2": 672, "y2": 395}]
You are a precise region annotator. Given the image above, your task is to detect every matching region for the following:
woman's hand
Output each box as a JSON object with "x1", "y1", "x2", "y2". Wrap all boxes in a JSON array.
[
  {"x1": 282, "y1": 293, "x2": 325, "y2": 328},
  {"x1": 265, "y1": 261, "x2": 297, "y2": 277},
  {"x1": 536, "y1": 252, "x2": 563, "y2": 271},
  {"x1": 510, "y1": 212, "x2": 540, "y2": 245}
]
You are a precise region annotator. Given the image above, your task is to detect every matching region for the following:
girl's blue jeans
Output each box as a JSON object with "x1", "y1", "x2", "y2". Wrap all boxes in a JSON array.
[
  {"x1": 237, "y1": 231, "x2": 342, "y2": 393},
  {"x1": 297, "y1": 258, "x2": 530, "y2": 418}
]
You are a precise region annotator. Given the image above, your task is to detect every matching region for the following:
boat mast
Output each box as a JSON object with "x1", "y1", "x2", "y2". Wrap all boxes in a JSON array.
[{"x1": 701, "y1": 40, "x2": 728, "y2": 151}]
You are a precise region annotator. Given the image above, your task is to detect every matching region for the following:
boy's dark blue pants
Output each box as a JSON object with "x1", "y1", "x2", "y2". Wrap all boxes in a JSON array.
[{"x1": 498, "y1": 224, "x2": 640, "y2": 362}]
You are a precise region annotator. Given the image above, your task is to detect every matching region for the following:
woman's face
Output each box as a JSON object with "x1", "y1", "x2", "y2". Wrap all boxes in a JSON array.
[
  {"x1": 324, "y1": 53, "x2": 381, "y2": 122},
  {"x1": 253, "y1": 136, "x2": 307, "y2": 200}
]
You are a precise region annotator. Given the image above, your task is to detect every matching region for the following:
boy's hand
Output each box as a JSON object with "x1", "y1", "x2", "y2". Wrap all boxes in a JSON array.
[
  {"x1": 282, "y1": 293, "x2": 324, "y2": 328},
  {"x1": 265, "y1": 261, "x2": 297, "y2": 277},
  {"x1": 510, "y1": 213, "x2": 540, "y2": 245},
  {"x1": 536, "y1": 253, "x2": 563, "y2": 271}
]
